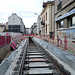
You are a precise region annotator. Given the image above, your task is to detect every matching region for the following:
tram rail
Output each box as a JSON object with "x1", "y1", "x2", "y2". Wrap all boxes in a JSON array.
[{"x1": 17, "y1": 37, "x2": 70, "y2": 75}]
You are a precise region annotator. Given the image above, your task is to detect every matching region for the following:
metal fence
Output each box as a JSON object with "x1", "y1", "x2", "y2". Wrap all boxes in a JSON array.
[{"x1": 0, "y1": 36, "x2": 11, "y2": 47}]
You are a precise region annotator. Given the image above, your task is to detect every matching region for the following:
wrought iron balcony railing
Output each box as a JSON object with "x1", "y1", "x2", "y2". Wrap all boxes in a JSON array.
[{"x1": 41, "y1": 20, "x2": 45, "y2": 25}]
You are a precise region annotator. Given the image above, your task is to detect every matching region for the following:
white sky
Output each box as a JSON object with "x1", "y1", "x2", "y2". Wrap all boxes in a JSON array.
[{"x1": 0, "y1": 0, "x2": 53, "y2": 28}]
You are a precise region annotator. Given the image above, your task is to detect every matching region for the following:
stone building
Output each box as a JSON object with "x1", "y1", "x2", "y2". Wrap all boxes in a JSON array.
[
  {"x1": 41, "y1": 1, "x2": 54, "y2": 38},
  {"x1": 55, "y1": 0, "x2": 75, "y2": 39}
]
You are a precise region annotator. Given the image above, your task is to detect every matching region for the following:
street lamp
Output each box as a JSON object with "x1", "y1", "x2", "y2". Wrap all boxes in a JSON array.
[{"x1": 34, "y1": 13, "x2": 38, "y2": 15}]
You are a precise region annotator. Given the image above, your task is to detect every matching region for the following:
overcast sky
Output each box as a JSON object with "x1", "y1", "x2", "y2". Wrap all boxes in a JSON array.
[{"x1": 0, "y1": 0, "x2": 53, "y2": 28}]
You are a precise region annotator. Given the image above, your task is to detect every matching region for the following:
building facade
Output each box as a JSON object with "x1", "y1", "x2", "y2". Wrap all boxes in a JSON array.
[
  {"x1": 37, "y1": 15, "x2": 41, "y2": 35},
  {"x1": 55, "y1": 0, "x2": 75, "y2": 39},
  {"x1": 26, "y1": 28, "x2": 31, "y2": 34},
  {"x1": 8, "y1": 13, "x2": 25, "y2": 34},
  {"x1": 31, "y1": 23, "x2": 37, "y2": 34},
  {"x1": 41, "y1": 1, "x2": 54, "y2": 38},
  {"x1": 6, "y1": 22, "x2": 8, "y2": 30},
  {"x1": 0, "y1": 24, "x2": 6, "y2": 33}
]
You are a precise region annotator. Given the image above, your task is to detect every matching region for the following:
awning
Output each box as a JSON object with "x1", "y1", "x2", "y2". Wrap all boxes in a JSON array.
[{"x1": 55, "y1": 9, "x2": 75, "y2": 21}]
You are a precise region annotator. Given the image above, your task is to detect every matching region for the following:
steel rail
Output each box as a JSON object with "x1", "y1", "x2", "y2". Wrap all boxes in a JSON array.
[
  {"x1": 33, "y1": 39, "x2": 71, "y2": 75},
  {"x1": 18, "y1": 37, "x2": 71, "y2": 75},
  {"x1": 18, "y1": 39, "x2": 29, "y2": 75}
]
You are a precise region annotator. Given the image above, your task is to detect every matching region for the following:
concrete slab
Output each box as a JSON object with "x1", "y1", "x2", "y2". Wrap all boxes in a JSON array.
[
  {"x1": 28, "y1": 62, "x2": 49, "y2": 68},
  {"x1": 27, "y1": 53, "x2": 42, "y2": 55},
  {"x1": 29, "y1": 49, "x2": 41, "y2": 51},
  {"x1": 26, "y1": 55, "x2": 44, "y2": 59},
  {"x1": 29, "y1": 58, "x2": 47, "y2": 62},
  {"x1": 28, "y1": 68, "x2": 53, "y2": 74},
  {"x1": 28, "y1": 51, "x2": 41, "y2": 53}
]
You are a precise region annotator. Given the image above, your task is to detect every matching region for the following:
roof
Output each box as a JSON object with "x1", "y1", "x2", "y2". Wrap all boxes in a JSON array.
[{"x1": 41, "y1": 1, "x2": 54, "y2": 15}]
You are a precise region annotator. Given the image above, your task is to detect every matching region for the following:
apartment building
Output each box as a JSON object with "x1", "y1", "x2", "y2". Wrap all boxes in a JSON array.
[
  {"x1": 55, "y1": 0, "x2": 75, "y2": 39},
  {"x1": 31, "y1": 23, "x2": 37, "y2": 34},
  {"x1": 26, "y1": 28, "x2": 31, "y2": 34},
  {"x1": 8, "y1": 13, "x2": 25, "y2": 34},
  {"x1": 37, "y1": 15, "x2": 41, "y2": 35},
  {"x1": 41, "y1": 1, "x2": 54, "y2": 38}
]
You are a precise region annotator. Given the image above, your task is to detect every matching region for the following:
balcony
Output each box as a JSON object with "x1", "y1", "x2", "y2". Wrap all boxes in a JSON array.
[
  {"x1": 57, "y1": 2, "x2": 62, "y2": 11},
  {"x1": 41, "y1": 21, "x2": 45, "y2": 25}
]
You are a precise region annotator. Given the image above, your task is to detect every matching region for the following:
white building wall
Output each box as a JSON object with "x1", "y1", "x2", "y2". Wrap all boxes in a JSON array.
[
  {"x1": 20, "y1": 20, "x2": 25, "y2": 33},
  {"x1": 8, "y1": 13, "x2": 21, "y2": 25},
  {"x1": 8, "y1": 13, "x2": 25, "y2": 33}
]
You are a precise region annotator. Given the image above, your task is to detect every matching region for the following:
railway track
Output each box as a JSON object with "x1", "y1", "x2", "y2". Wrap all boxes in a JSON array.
[{"x1": 17, "y1": 37, "x2": 71, "y2": 75}]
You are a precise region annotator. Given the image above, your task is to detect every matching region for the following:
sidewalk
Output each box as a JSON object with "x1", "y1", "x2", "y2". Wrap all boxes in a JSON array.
[
  {"x1": 38, "y1": 36, "x2": 75, "y2": 56},
  {"x1": 47, "y1": 39, "x2": 75, "y2": 56}
]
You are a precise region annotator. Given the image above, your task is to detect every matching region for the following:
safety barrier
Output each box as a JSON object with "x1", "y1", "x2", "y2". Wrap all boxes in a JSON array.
[
  {"x1": 35, "y1": 35, "x2": 75, "y2": 55},
  {"x1": 0, "y1": 36, "x2": 11, "y2": 47},
  {"x1": 12, "y1": 35, "x2": 26, "y2": 42},
  {"x1": 21, "y1": 34, "x2": 75, "y2": 54}
]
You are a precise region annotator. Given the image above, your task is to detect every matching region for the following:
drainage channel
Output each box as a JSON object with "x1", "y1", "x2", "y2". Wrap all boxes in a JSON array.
[{"x1": 22, "y1": 37, "x2": 61, "y2": 75}]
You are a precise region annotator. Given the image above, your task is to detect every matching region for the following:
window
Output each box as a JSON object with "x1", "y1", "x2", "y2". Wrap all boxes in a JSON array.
[
  {"x1": 46, "y1": 13, "x2": 47, "y2": 21},
  {"x1": 13, "y1": 18, "x2": 15, "y2": 20},
  {"x1": 57, "y1": 0, "x2": 62, "y2": 10},
  {"x1": 46, "y1": 25, "x2": 47, "y2": 34},
  {"x1": 61, "y1": 20, "x2": 64, "y2": 28},
  {"x1": 72, "y1": 16, "x2": 75, "y2": 26},
  {"x1": 13, "y1": 21, "x2": 15, "y2": 23},
  {"x1": 42, "y1": 27, "x2": 43, "y2": 33},
  {"x1": 44, "y1": 15, "x2": 45, "y2": 21},
  {"x1": 58, "y1": 0, "x2": 62, "y2": 4},
  {"x1": 70, "y1": 16, "x2": 75, "y2": 27},
  {"x1": 58, "y1": 20, "x2": 64, "y2": 28}
]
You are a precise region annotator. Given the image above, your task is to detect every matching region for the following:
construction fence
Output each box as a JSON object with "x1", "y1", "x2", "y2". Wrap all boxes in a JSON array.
[
  {"x1": 0, "y1": 36, "x2": 11, "y2": 47},
  {"x1": 35, "y1": 35, "x2": 75, "y2": 54}
]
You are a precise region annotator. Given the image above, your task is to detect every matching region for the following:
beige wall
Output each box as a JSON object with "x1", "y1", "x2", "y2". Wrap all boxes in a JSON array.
[
  {"x1": 55, "y1": 0, "x2": 58, "y2": 13},
  {"x1": 6, "y1": 22, "x2": 8, "y2": 30},
  {"x1": 55, "y1": 0, "x2": 71, "y2": 13},
  {"x1": 62, "y1": 0, "x2": 71, "y2": 6},
  {"x1": 41, "y1": 4, "x2": 54, "y2": 35},
  {"x1": 52, "y1": 6, "x2": 54, "y2": 32}
]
